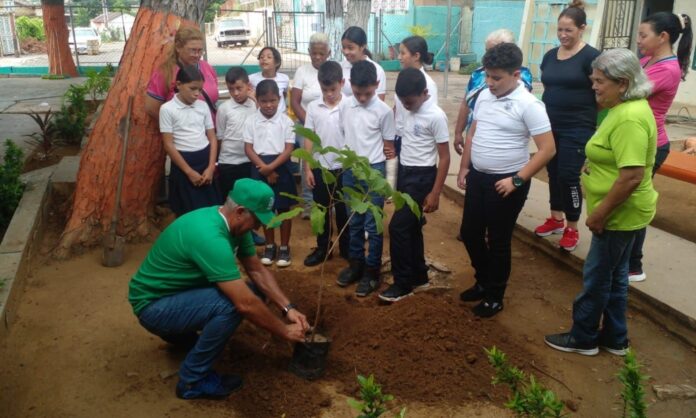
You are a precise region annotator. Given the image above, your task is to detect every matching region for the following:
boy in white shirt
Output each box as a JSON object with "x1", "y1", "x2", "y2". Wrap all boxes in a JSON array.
[
  {"x1": 379, "y1": 68, "x2": 451, "y2": 303},
  {"x1": 303, "y1": 61, "x2": 350, "y2": 267},
  {"x1": 336, "y1": 60, "x2": 396, "y2": 297}
]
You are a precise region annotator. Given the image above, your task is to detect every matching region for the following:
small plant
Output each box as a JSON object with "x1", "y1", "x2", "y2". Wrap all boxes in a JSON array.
[
  {"x1": 460, "y1": 62, "x2": 481, "y2": 75},
  {"x1": 16, "y1": 16, "x2": 45, "y2": 41},
  {"x1": 486, "y1": 346, "x2": 566, "y2": 417},
  {"x1": 407, "y1": 24, "x2": 434, "y2": 39},
  {"x1": 84, "y1": 66, "x2": 113, "y2": 104},
  {"x1": 618, "y1": 349, "x2": 648, "y2": 418},
  {"x1": 23, "y1": 109, "x2": 56, "y2": 160},
  {"x1": 52, "y1": 84, "x2": 89, "y2": 145},
  {"x1": 0, "y1": 140, "x2": 25, "y2": 233},
  {"x1": 347, "y1": 374, "x2": 407, "y2": 418}
]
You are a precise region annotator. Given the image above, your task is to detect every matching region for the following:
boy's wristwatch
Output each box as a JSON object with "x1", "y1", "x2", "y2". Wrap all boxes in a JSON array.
[
  {"x1": 512, "y1": 175, "x2": 525, "y2": 188},
  {"x1": 282, "y1": 303, "x2": 297, "y2": 317}
]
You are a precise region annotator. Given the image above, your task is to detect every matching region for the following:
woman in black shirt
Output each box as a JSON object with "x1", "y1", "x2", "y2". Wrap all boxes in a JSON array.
[{"x1": 534, "y1": 0, "x2": 600, "y2": 251}]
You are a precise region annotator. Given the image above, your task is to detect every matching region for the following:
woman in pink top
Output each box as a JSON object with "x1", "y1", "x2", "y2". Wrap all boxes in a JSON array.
[
  {"x1": 144, "y1": 27, "x2": 219, "y2": 121},
  {"x1": 629, "y1": 11, "x2": 692, "y2": 282}
]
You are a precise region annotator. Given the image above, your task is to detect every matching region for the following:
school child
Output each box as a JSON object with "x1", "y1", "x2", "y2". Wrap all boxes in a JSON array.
[
  {"x1": 379, "y1": 68, "x2": 450, "y2": 303},
  {"x1": 159, "y1": 64, "x2": 220, "y2": 217},
  {"x1": 216, "y1": 67, "x2": 256, "y2": 198},
  {"x1": 340, "y1": 26, "x2": 387, "y2": 101},
  {"x1": 336, "y1": 60, "x2": 396, "y2": 297},
  {"x1": 302, "y1": 61, "x2": 349, "y2": 267},
  {"x1": 244, "y1": 80, "x2": 296, "y2": 267},
  {"x1": 249, "y1": 47, "x2": 290, "y2": 114}
]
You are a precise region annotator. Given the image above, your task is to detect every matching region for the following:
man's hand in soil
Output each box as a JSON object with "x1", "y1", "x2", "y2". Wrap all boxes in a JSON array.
[
  {"x1": 285, "y1": 323, "x2": 307, "y2": 342},
  {"x1": 287, "y1": 309, "x2": 310, "y2": 332}
]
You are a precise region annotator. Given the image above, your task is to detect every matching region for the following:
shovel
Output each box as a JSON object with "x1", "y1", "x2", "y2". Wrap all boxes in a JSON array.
[{"x1": 102, "y1": 96, "x2": 133, "y2": 267}]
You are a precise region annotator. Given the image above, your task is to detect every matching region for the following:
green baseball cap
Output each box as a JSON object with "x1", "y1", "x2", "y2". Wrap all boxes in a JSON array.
[{"x1": 229, "y1": 178, "x2": 276, "y2": 227}]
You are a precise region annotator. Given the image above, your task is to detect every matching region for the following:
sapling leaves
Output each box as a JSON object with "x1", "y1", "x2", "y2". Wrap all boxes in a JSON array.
[
  {"x1": 295, "y1": 124, "x2": 321, "y2": 147},
  {"x1": 292, "y1": 148, "x2": 319, "y2": 170},
  {"x1": 280, "y1": 192, "x2": 306, "y2": 204},
  {"x1": 269, "y1": 207, "x2": 303, "y2": 226},
  {"x1": 321, "y1": 169, "x2": 336, "y2": 185},
  {"x1": 370, "y1": 205, "x2": 385, "y2": 234},
  {"x1": 310, "y1": 205, "x2": 327, "y2": 236}
]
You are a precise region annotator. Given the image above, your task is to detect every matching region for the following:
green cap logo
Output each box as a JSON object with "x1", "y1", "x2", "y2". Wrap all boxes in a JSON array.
[{"x1": 229, "y1": 179, "x2": 276, "y2": 227}]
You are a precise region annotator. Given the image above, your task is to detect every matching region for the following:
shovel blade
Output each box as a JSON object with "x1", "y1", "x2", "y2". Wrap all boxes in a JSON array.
[{"x1": 102, "y1": 235, "x2": 125, "y2": 267}]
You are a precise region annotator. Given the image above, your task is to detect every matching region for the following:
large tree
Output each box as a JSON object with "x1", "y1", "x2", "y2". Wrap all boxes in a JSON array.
[
  {"x1": 344, "y1": 0, "x2": 371, "y2": 32},
  {"x1": 55, "y1": 0, "x2": 211, "y2": 258},
  {"x1": 41, "y1": 0, "x2": 78, "y2": 77}
]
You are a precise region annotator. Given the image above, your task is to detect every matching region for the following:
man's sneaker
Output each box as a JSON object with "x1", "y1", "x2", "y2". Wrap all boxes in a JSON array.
[
  {"x1": 599, "y1": 340, "x2": 630, "y2": 356},
  {"x1": 472, "y1": 299, "x2": 504, "y2": 318},
  {"x1": 276, "y1": 246, "x2": 291, "y2": 267},
  {"x1": 304, "y1": 247, "x2": 330, "y2": 267},
  {"x1": 628, "y1": 271, "x2": 647, "y2": 282},
  {"x1": 544, "y1": 332, "x2": 598, "y2": 356},
  {"x1": 260, "y1": 244, "x2": 277, "y2": 266},
  {"x1": 355, "y1": 267, "x2": 381, "y2": 297},
  {"x1": 559, "y1": 227, "x2": 579, "y2": 252},
  {"x1": 534, "y1": 217, "x2": 565, "y2": 237},
  {"x1": 378, "y1": 283, "x2": 413, "y2": 302},
  {"x1": 251, "y1": 231, "x2": 266, "y2": 246},
  {"x1": 175, "y1": 372, "x2": 243, "y2": 400},
  {"x1": 460, "y1": 283, "x2": 485, "y2": 302}
]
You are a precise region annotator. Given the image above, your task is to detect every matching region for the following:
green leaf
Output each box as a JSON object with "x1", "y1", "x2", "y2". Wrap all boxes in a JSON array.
[
  {"x1": 291, "y1": 148, "x2": 319, "y2": 169},
  {"x1": 310, "y1": 205, "x2": 327, "y2": 236},
  {"x1": 294, "y1": 124, "x2": 322, "y2": 147},
  {"x1": 279, "y1": 192, "x2": 305, "y2": 204},
  {"x1": 319, "y1": 145, "x2": 342, "y2": 155},
  {"x1": 347, "y1": 398, "x2": 365, "y2": 412},
  {"x1": 369, "y1": 205, "x2": 384, "y2": 234},
  {"x1": 349, "y1": 198, "x2": 370, "y2": 214},
  {"x1": 321, "y1": 169, "x2": 336, "y2": 185},
  {"x1": 269, "y1": 207, "x2": 303, "y2": 225},
  {"x1": 400, "y1": 192, "x2": 422, "y2": 219}
]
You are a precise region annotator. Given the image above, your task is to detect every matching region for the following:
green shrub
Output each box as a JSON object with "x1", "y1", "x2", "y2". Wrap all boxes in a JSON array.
[
  {"x1": 16, "y1": 16, "x2": 45, "y2": 41},
  {"x1": 0, "y1": 140, "x2": 25, "y2": 233},
  {"x1": 618, "y1": 349, "x2": 648, "y2": 418},
  {"x1": 52, "y1": 84, "x2": 89, "y2": 145},
  {"x1": 84, "y1": 66, "x2": 112, "y2": 103},
  {"x1": 347, "y1": 374, "x2": 406, "y2": 418},
  {"x1": 460, "y1": 62, "x2": 480, "y2": 75}
]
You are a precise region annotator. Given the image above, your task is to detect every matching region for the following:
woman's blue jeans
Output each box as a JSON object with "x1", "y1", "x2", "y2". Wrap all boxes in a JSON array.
[
  {"x1": 571, "y1": 230, "x2": 637, "y2": 347},
  {"x1": 137, "y1": 287, "x2": 245, "y2": 384},
  {"x1": 343, "y1": 162, "x2": 386, "y2": 268}
]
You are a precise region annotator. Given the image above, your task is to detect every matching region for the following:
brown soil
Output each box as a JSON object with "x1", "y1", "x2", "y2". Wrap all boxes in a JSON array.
[
  {"x1": 22, "y1": 143, "x2": 80, "y2": 173},
  {"x1": 20, "y1": 37, "x2": 48, "y2": 54},
  {"x1": 1, "y1": 195, "x2": 696, "y2": 417}
]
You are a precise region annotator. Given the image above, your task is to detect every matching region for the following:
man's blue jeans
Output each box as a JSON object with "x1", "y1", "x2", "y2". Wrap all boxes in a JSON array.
[
  {"x1": 343, "y1": 162, "x2": 386, "y2": 268},
  {"x1": 137, "y1": 287, "x2": 244, "y2": 385},
  {"x1": 571, "y1": 230, "x2": 637, "y2": 347}
]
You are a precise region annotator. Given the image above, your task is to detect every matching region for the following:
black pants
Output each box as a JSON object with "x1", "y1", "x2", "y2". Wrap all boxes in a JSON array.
[
  {"x1": 460, "y1": 168, "x2": 530, "y2": 301},
  {"x1": 216, "y1": 162, "x2": 252, "y2": 204},
  {"x1": 389, "y1": 165, "x2": 437, "y2": 289},
  {"x1": 547, "y1": 128, "x2": 593, "y2": 222},
  {"x1": 312, "y1": 168, "x2": 349, "y2": 255}
]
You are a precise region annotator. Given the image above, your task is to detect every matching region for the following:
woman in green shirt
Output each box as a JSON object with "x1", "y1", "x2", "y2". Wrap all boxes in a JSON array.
[{"x1": 545, "y1": 48, "x2": 657, "y2": 356}]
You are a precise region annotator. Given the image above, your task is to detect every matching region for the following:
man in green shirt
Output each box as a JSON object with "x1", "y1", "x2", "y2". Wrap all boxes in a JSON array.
[{"x1": 129, "y1": 179, "x2": 309, "y2": 400}]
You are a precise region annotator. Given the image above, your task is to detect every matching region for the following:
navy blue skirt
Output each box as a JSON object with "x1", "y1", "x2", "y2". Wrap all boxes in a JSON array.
[
  {"x1": 250, "y1": 154, "x2": 296, "y2": 211},
  {"x1": 169, "y1": 145, "x2": 221, "y2": 217}
]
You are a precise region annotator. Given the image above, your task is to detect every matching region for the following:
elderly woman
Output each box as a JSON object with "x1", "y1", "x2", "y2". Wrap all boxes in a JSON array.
[
  {"x1": 291, "y1": 33, "x2": 331, "y2": 221},
  {"x1": 545, "y1": 48, "x2": 657, "y2": 356},
  {"x1": 144, "y1": 27, "x2": 218, "y2": 120}
]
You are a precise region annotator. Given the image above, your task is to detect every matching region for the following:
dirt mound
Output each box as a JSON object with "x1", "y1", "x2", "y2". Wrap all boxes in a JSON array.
[
  {"x1": 216, "y1": 268, "x2": 535, "y2": 417},
  {"x1": 20, "y1": 37, "x2": 47, "y2": 54}
]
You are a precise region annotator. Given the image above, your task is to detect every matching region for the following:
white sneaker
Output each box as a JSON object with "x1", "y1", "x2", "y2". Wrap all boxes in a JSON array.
[{"x1": 628, "y1": 271, "x2": 646, "y2": 282}]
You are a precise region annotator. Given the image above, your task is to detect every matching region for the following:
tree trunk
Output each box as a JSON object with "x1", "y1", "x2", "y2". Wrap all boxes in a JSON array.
[
  {"x1": 41, "y1": 0, "x2": 78, "y2": 77},
  {"x1": 345, "y1": 0, "x2": 371, "y2": 33},
  {"x1": 55, "y1": 0, "x2": 210, "y2": 258},
  {"x1": 325, "y1": 0, "x2": 344, "y2": 61}
]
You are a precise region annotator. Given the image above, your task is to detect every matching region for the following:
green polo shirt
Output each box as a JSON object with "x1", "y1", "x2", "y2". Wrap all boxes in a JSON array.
[
  {"x1": 582, "y1": 99, "x2": 658, "y2": 231},
  {"x1": 128, "y1": 206, "x2": 256, "y2": 315}
]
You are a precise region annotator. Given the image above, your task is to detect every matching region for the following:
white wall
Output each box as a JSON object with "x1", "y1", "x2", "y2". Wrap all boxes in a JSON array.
[{"x1": 673, "y1": 0, "x2": 696, "y2": 106}]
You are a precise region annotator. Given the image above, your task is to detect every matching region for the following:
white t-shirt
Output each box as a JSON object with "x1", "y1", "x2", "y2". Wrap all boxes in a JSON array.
[
  {"x1": 341, "y1": 57, "x2": 387, "y2": 98},
  {"x1": 304, "y1": 95, "x2": 345, "y2": 170},
  {"x1": 399, "y1": 99, "x2": 449, "y2": 167},
  {"x1": 395, "y1": 66, "x2": 439, "y2": 136},
  {"x1": 292, "y1": 63, "x2": 322, "y2": 113},
  {"x1": 340, "y1": 95, "x2": 395, "y2": 164},
  {"x1": 216, "y1": 97, "x2": 256, "y2": 165},
  {"x1": 249, "y1": 72, "x2": 290, "y2": 114},
  {"x1": 471, "y1": 83, "x2": 551, "y2": 174},
  {"x1": 159, "y1": 95, "x2": 213, "y2": 152},
  {"x1": 243, "y1": 109, "x2": 295, "y2": 156}
]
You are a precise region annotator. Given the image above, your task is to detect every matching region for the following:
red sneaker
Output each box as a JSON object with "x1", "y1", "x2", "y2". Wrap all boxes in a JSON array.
[
  {"x1": 534, "y1": 217, "x2": 565, "y2": 237},
  {"x1": 559, "y1": 227, "x2": 579, "y2": 252}
]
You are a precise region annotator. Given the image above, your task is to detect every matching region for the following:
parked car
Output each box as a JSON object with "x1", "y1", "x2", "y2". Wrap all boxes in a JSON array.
[
  {"x1": 69, "y1": 27, "x2": 101, "y2": 55},
  {"x1": 214, "y1": 18, "x2": 251, "y2": 48}
]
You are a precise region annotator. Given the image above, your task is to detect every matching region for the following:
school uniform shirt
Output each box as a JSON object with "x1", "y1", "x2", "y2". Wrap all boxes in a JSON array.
[
  {"x1": 304, "y1": 95, "x2": 345, "y2": 170},
  {"x1": 471, "y1": 83, "x2": 551, "y2": 174},
  {"x1": 399, "y1": 99, "x2": 449, "y2": 167},
  {"x1": 159, "y1": 95, "x2": 214, "y2": 152},
  {"x1": 216, "y1": 97, "x2": 256, "y2": 165},
  {"x1": 640, "y1": 56, "x2": 682, "y2": 147},
  {"x1": 341, "y1": 57, "x2": 387, "y2": 97},
  {"x1": 293, "y1": 63, "x2": 322, "y2": 112},
  {"x1": 243, "y1": 109, "x2": 295, "y2": 156},
  {"x1": 340, "y1": 94, "x2": 395, "y2": 165},
  {"x1": 395, "y1": 66, "x2": 439, "y2": 136},
  {"x1": 249, "y1": 72, "x2": 290, "y2": 114}
]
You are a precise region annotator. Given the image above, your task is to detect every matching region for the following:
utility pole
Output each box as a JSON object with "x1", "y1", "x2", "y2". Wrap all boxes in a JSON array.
[{"x1": 102, "y1": 0, "x2": 109, "y2": 29}]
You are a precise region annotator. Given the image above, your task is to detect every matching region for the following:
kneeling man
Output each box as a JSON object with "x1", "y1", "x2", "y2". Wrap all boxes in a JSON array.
[{"x1": 128, "y1": 179, "x2": 309, "y2": 399}]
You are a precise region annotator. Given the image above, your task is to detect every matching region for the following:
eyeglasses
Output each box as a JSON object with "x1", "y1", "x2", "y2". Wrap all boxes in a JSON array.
[{"x1": 186, "y1": 48, "x2": 203, "y2": 55}]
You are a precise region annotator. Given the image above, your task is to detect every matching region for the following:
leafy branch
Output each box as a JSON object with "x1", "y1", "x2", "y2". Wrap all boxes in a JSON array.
[{"x1": 347, "y1": 374, "x2": 407, "y2": 418}]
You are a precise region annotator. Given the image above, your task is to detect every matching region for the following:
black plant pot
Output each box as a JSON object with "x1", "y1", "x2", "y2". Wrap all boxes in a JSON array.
[{"x1": 288, "y1": 333, "x2": 330, "y2": 380}]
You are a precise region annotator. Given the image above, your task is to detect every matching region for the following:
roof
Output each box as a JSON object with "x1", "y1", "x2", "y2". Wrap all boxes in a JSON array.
[{"x1": 91, "y1": 12, "x2": 133, "y2": 24}]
